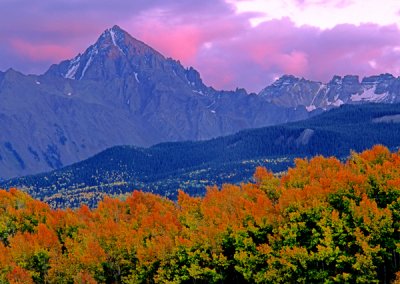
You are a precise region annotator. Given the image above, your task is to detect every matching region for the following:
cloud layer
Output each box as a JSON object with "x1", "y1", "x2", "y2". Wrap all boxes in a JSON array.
[{"x1": 1, "y1": 0, "x2": 400, "y2": 92}]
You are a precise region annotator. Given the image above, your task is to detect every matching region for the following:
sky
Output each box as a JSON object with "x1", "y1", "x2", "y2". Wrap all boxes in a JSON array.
[{"x1": 1, "y1": 0, "x2": 400, "y2": 93}]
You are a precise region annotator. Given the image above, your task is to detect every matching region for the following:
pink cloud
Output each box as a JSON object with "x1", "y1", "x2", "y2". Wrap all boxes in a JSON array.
[
  {"x1": 131, "y1": 22, "x2": 203, "y2": 62},
  {"x1": 278, "y1": 51, "x2": 309, "y2": 75},
  {"x1": 125, "y1": 8, "x2": 248, "y2": 65},
  {"x1": 10, "y1": 39, "x2": 74, "y2": 61},
  {"x1": 1, "y1": 0, "x2": 400, "y2": 93},
  {"x1": 187, "y1": 19, "x2": 400, "y2": 91}
]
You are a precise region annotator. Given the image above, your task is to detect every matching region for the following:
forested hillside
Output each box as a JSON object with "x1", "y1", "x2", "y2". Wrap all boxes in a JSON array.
[
  {"x1": 1, "y1": 145, "x2": 400, "y2": 283},
  {"x1": 0, "y1": 25, "x2": 310, "y2": 180},
  {"x1": 3, "y1": 103, "x2": 400, "y2": 208}
]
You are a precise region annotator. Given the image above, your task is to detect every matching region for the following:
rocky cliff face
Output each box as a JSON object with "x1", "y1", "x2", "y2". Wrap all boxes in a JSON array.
[
  {"x1": 2, "y1": 25, "x2": 399, "y2": 179},
  {"x1": 0, "y1": 26, "x2": 308, "y2": 179},
  {"x1": 260, "y1": 73, "x2": 400, "y2": 111}
]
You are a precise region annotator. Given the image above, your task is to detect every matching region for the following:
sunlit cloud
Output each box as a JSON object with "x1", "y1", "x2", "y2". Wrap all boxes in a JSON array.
[
  {"x1": 1, "y1": 0, "x2": 400, "y2": 92},
  {"x1": 227, "y1": 0, "x2": 400, "y2": 29},
  {"x1": 10, "y1": 39, "x2": 74, "y2": 61}
]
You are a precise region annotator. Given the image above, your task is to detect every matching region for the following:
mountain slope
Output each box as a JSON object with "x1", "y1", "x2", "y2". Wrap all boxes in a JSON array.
[
  {"x1": 4, "y1": 103, "x2": 400, "y2": 208},
  {"x1": 0, "y1": 25, "x2": 309, "y2": 179},
  {"x1": 261, "y1": 74, "x2": 400, "y2": 110},
  {"x1": 3, "y1": 25, "x2": 400, "y2": 180}
]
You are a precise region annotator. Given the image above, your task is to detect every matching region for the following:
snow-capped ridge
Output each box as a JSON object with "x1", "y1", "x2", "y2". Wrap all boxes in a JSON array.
[
  {"x1": 61, "y1": 26, "x2": 129, "y2": 80},
  {"x1": 260, "y1": 73, "x2": 400, "y2": 110},
  {"x1": 65, "y1": 55, "x2": 81, "y2": 79},
  {"x1": 107, "y1": 26, "x2": 125, "y2": 54},
  {"x1": 48, "y1": 25, "x2": 174, "y2": 81},
  {"x1": 109, "y1": 29, "x2": 117, "y2": 46}
]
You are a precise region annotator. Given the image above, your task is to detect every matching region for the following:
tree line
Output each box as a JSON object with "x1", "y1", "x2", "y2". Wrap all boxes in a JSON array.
[{"x1": 1, "y1": 145, "x2": 400, "y2": 283}]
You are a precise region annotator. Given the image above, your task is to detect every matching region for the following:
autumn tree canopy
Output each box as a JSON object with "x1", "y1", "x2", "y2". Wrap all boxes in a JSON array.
[{"x1": 1, "y1": 145, "x2": 400, "y2": 283}]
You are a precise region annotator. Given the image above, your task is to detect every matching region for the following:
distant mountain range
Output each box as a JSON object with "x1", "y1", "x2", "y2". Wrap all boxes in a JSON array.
[
  {"x1": 260, "y1": 73, "x2": 400, "y2": 110},
  {"x1": 0, "y1": 25, "x2": 309, "y2": 179},
  {"x1": 1, "y1": 25, "x2": 400, "y2": 179},
  {"x1": 3, "y1": 103, "x2": 400, "y2": 208}
]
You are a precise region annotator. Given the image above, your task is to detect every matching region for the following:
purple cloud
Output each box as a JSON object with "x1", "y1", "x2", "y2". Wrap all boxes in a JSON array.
[
  {"x1": 1, "y1": 1, "x2": 400, "y2": 92},
  {"x1": 189, "y1": 19, "x2": 400, "y2": 91}
]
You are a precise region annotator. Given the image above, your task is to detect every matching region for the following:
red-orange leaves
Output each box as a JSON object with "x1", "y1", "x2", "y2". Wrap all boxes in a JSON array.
[
  {"x1": 7, "y1": 266, "x2": 34, "y2": 284},
  {"x1": 2, "y1": 145, "x2": 400, "y2": 282}
]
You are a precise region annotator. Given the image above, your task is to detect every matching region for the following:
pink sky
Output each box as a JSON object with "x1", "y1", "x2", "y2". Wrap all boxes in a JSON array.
[{"x1": 1, "y1": 0, "x2": 400, "y2": 92}]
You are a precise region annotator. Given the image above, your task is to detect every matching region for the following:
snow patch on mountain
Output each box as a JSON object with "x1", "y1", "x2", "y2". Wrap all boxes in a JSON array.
[
  {"x1": 65, "y1": 56, "x2": 81, "y2": 79},
  {"x1": 80, "y1": 55, "x2": 94, "y2": 80},
  {"x1": 306, "y1": 105, "x2": 316, "y2": 112},
  {"x1": 331, "y1": 99, "x2": 344, "y2": 106},
  {"x1": 134, "y1": 72, "x2": 140, "y2": 83},
  {"x1": 109, "y1": 29, "x2": 117, "y2": 46},
  {"x1": 193, "y1": 90, "x2": 204, "y2": 95},
  {"x1": 79, "y1": 46, "x2": 99, "y2": 80},
  {"x1": 108, "y1": 27, "x2": 125, "y2": 54},
  {"x1": 351, "y1": 86, "x2": 389, "y2": 102}
]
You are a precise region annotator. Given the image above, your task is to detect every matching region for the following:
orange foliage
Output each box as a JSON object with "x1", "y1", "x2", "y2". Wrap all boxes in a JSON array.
[
  {"x1": 7, "y1": 266, "x2": 34, "y2": 284},
  {"x1": 1, "y1": 145, "x2": 400, "y2": 282}
]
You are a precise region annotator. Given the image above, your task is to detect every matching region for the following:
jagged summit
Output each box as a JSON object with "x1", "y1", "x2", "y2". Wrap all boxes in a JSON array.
[
  {"x1": 96, "y1": 25, "x2": 128, "y2": 53},
  {"x1": 44, "y1": 25, "x2": 217, "y2": 100},
  {"x1": 271, "y1": 75, "x2": 301, "y2": 86},
  {"x1": 45, "y1": 25, "x2": 165, "y2": 81},
  {"x1": 0, "y1": 25, "x2": 311, "y2": 180},
  {"x1": 260, "y1": 73, "x2": 400, "y2": 110},
  {"x1": 3, "y1": 24, "x2": 400, "y2": 181},
  {"x1": 96, "y1": 25, "x2": 160, "y2": 57}
]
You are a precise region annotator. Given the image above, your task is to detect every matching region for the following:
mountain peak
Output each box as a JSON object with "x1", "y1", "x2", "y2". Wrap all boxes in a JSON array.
[
  {"x1": 96, "y1": 25, "x2": 128, "y2": 52},
  {"x1": 96, "y1": 25, "x2": 156, "y2": 55},
  {"x1": 110, "y1": 24, "x2": 123, "y2": 32},
  {"x1": 46, "y1": 25, "x2": 165, "y2": 80},
  {"x1": 270, "y1": 75, "x2": 300, "y2": 87},
  {"x1": 107, "y1": 25, "x2": 130, "y2": 38},
  {"x1": 329, "y1": 75, "x2": 342, "y2": 84}
]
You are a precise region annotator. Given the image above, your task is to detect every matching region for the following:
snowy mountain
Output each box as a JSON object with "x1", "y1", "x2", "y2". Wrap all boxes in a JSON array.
[
  {"x1": 0, "y1": 26, "x2": 308, "y2": 179},
  {"x1": 260, "y1": 73, "x2": 400, "y2": 111},
  {"x1": 1, "y1": 25, "x2": 399, "y2": 180}
]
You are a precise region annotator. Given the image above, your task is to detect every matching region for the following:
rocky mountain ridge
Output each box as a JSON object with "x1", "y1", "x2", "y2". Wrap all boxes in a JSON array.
[
  {"x1": 1, "y1": 25, "x2": 400, "y2": 179},
  {"x1": 0, "y1": 26, "x2": 308, "y2": 179},
  {"x1": 261, "y1": 73, "x2": 400, "y2": 111},
  {"x1": 3, "y1": 103, "x2": 400, "y2": 208}
]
